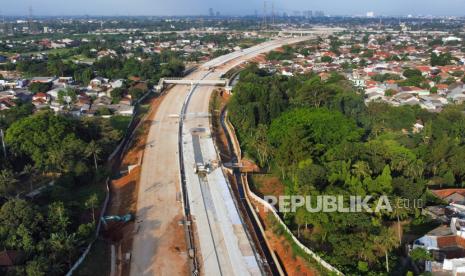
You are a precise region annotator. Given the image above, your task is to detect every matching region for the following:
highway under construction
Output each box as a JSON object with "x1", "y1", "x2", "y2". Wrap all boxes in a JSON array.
[{"x1": 130, "y1": 36, "x2": 315, "y2": 276}]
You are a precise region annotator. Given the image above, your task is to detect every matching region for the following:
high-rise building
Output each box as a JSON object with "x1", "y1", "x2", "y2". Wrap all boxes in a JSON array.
[
  {"x1": 303, "y1": 10, "x2": 313, "y2": 19},
  {"x1": 314, "y1": 11, "x2": 325, "y2": 17},
  {"x1": 209, "y1": 8, "x2": 214, "y2": 17},
  {"x1": 366, "y1": 11, "x2": 375, "y2": 18}
]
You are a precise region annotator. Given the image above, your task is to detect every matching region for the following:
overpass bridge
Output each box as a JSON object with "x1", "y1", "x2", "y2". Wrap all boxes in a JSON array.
[{"x1": 157, "y1": 78, "x2": 228, "y2": 91}]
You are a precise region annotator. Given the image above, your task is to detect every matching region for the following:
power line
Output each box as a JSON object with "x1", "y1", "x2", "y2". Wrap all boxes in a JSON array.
[
  {"x1": 271, "y1": 1, "x2": 275, "y2": 26},
  {"x1": 262, "y1": 1, "x2": 267, "y2": 29}
]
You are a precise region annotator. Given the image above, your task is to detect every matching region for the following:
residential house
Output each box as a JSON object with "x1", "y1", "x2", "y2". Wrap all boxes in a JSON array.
[
  {"x1": 0, "y1": 250, "x2": 22, "y2": 267},
  {"x1": 89, "y1": 77, "x2": 109, "y2": 89},
  {"x1": 432, "y1": 189, "x2": 465, "y2": 204},
  {"x1": 414, "y1": 217, "x2": 465, "y2": 274},
  {"x1": 32, "y1": 92, "x2": 50, "y2": 106},
  {"x1": 31, "y1": 77, "x2": 55, "y2": 84}
]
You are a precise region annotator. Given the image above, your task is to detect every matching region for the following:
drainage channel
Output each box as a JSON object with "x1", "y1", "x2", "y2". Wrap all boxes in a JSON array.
[
  {"x1": 220, "y1": 107, "x2": 281, "y2": 276},
  {"x1": 178, "y1": 72, "x2": 212, "y2": 276}
]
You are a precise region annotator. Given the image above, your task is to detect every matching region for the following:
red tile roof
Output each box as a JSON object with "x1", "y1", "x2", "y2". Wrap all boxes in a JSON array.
[
  {"x1": 34, "y1": 92, "x2": 47, "y2": 98},
  {"x1": 431, "y1": 189, "x2": 465, "y2": 199},
  {"x1": 0, "y1": 250, "x2": 20, "y2": 266}
]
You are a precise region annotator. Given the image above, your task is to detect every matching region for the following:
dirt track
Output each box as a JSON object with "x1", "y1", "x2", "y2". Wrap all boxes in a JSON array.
[{"x1": 105, "y1": 93, "x2": 188, "y2": 276}]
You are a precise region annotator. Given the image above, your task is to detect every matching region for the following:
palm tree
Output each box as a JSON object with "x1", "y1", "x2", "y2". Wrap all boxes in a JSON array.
[
  {"x1": 85, "y1": 193, "x2": 99, "y2": 223},
  {"x1": 405, "y1": 160, "x2": 425, "y2": 179},
  {"x1": 374, "y1": 227, "x2": 398, "y2": 273},
  {"x1": 390, "y1": 197, "x2": 409, "y2": 245},
  {"x1": 49, "y1": 232, "x2": 80, "y2": 265},
  {"x1": 21, "y1": 164, "x2": 36, "y2": 191},
  {"x1": 48, "y1": 149, "x2": 66, "y2": 173},
  {"x1": 295, "y1": 207, "x2": 307, "y2": 238},
  {"x1": 86, "y1": 140, "x2": 102, "y2": 171},
  {"x1": 253, "y1": 124, "x2": 271, "y2": 168},
  {"x1": 351, "y1": 161, "x2": 372, "y2": 179},
  {"x1": 0, "y1": 169, "x2": 17, "y2": 196}
]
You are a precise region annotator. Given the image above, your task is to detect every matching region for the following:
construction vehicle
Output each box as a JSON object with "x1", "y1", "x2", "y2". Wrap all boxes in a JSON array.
[
  {"x1": 101, "y1": 214, "x2": 134, "y2": 226},
  {"x1": 194, "y1": 162, "x2": 210, "y2": 174}
]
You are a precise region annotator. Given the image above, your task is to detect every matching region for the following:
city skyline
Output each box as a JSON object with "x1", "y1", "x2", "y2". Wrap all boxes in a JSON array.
[{"x1": 1, "y1": 0, "x2": 465, "y2": 17}]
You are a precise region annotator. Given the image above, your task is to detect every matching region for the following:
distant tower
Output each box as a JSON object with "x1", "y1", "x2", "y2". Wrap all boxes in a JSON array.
[
  {"x1": 262, "y1": 1, "x2": 267, "y2": 29},
  {"x1": 209, "y1": 8, "x2": 214, "y2": 17},
  {"x1": 271, "y1": 2, "x2": 275, "y2": 25},
  {"x1": 0, "y1": 9, "x2": 4, "y2": 35},
  {"x1": 28, "y1": 6, "x2": 33, "y2": 32}
]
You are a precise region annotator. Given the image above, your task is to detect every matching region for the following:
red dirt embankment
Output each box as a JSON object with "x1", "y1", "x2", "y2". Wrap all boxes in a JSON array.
[{"x1": 104, "y1": 93, "x2": 186, "y2": 276}]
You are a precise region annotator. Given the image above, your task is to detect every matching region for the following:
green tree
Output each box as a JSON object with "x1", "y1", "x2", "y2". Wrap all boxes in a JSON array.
[
  {"x1": 390, "y1": 197, "x2": 409, "y2": 245},
  {"x1": 251, "y1": 124, "x2": 271, "y2": 167},
  {"x1": 351, "y1": 161, "x2": 372, "y2": 180},
  {"x1": 57, "y1": 88, "x2": 77, "y2": 105},
  {"x1": 48, "y1": 232, "x2": 79, "y2": 265},
  {"x1": 47, "y1": 58, "x2": 66, "y2": 76},
  {"x1": 0, "y1": 169, "x2": 17, "y2": 196},
  {"x1": 110, "y1": 87, "x2": 125, "y2": 103},
  {"x1": 129, "y1": 87, "x2": 145, "y2": 101},
  {"x1": 48, "y1": 202, "x2": 70, "y2": 233},
  {"x1": 374, "y1": 227, "x2": 398, "y2": 273},
  {"x1": 86, "y1": 140, "x2": 102, "y2": 171},
  {"x1": 321, "y1": 56, "x2": 333, "y2": 63},
  {"x1": 5, "y1": 111, "x2": 87, "y2": 173},
  {"x1": 365, "y1": 165, "x2": 393, "y2": 195},
  {"x1": 85, "y1": 193, "x2": 99, "y2": 223},
  {"x1": 25, "y1": 257, "x2": 49, "y2": 276},
  {"x1": 0, "y1": 199, "x2": 43, "y2": 251},
  {"x1": 29, "y1": 82, "x2": 52, "y2": 93},
  {"x1": 78, "y1": 67, "x2": 94, "y2": 85},
  {"x1": 410, "y1": 247, "x2": 433, "y2": 262},
  {"x1": 21, "y1": 164, "x2": 37, "y2": 191},
  {"x1": 431, "y1": 52, "x2": 453, "y2": 66}
]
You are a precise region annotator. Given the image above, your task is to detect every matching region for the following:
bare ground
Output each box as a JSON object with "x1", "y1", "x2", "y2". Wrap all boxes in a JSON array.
[{"x1": 104, "y1": 92, "x2": 188, "y2": 276}]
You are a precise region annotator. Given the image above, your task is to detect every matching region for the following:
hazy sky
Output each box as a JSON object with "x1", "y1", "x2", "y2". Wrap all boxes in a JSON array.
[{"x1": 2, "y1": 0, "x2": 465, "y2": 16}]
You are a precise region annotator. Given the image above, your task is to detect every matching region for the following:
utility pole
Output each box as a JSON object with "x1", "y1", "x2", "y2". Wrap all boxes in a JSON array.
[
  {"x1": 272, "y1": 2, "x2": 275, "y2": 26},
  {"x1": 262, "y1": 1, "x2": 267, "y2": 30},
  {"x1": 0, "y1": 9, "x2": 4, "y2": 35},
  {"x1": 28, "y1": 6, "x2": 33, "y2": 33}
]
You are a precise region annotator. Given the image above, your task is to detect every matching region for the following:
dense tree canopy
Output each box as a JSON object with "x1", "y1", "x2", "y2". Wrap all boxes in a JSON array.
[{"x1": 229, "y1": 64, "x2": 465, "y2": 274}]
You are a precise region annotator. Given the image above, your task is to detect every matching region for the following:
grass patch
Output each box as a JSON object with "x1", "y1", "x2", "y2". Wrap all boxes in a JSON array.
[
  {"x1": 136, "y1": 104, "x2": 150, "y2": 119},
  {"x1": 110, "y1": 116, "x2": 132, "y2": 134},
  {"x1": 74, "y1": 239, "x2": 111, "y2": 276},
  {"x1": 404, "y1": 217, "x2": 440, "y2": 236}
]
